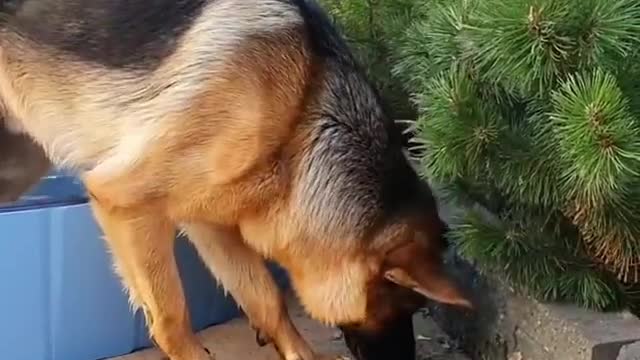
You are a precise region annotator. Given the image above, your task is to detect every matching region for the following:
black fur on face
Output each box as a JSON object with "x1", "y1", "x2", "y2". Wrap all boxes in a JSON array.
[
  {"x1": 337, "y1": 272, "x2": 428, "y2": 360},
  {"x1": 340, "y1": 313, "x2": 416, "y2": 360}
]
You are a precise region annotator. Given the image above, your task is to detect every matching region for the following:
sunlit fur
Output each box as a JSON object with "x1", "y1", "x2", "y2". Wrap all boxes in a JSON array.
[{"x1": 0, "y1": 1, "x2": 471, "y2": 359}]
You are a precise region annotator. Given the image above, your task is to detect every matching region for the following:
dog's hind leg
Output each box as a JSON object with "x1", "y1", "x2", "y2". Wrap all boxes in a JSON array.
[
  {"x1": 184, "y1": 223, "x2": 317, "y2": 360},
  {"x1": 0, "y1": 125, "x2": 51, "y2": 204},
  {"x1": 89, "y1": 199, "x2": 212, "y2": 360}
]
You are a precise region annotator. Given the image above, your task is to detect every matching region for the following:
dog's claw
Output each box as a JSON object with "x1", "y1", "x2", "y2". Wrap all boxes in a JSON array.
[
  {"x1": 255, "y1": 330, "x2": 272, "y2": 347},
  {"x1": 252, "y1": 326, "x2": 273, "y2": 347}
]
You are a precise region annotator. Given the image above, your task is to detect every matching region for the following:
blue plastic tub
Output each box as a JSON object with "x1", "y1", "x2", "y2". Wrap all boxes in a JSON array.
[{"x1": 0, "y1": 172, "x2": 288, "y2": 360}]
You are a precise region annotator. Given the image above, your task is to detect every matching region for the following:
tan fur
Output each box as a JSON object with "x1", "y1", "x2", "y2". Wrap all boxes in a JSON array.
[
  {"x1": 80, "y1": 27, "x2": 355, "y2": 360},
  {"x1": 183, "y1": 223, "x2": 315, "y2": 359},
  {"x1": 0, "y1": 2, "x2": 471, "y2": 359}
]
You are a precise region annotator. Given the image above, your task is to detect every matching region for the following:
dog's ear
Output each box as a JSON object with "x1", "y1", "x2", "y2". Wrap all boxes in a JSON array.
[{"x1": 383, "y1": 241, "x2": 472, "y2": 309}]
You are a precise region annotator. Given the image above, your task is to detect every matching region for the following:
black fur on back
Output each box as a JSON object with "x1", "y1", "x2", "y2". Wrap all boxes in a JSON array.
[
  {"x1": 289, "y1": 0, "x2": 357, "y2": 66},
  {"x1": 11, "y1": 0, "x2": 207, "y2": 69},
  {"x1": 6, "y1": 0, "x2": 423, "y2": 224}
]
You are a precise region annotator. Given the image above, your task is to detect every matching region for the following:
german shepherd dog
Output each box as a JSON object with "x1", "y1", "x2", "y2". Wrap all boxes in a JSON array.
[{"x1": 0, "y1": 0, "x2": 472, "y2": 359}]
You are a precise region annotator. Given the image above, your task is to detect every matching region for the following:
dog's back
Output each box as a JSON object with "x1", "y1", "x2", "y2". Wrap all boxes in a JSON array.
[
  {"x1": 3, "y1": 0, "x2": 410, "y2": 234},
  {"x1": 0, "y1": 2, "x2": 470, "y2": 359}
]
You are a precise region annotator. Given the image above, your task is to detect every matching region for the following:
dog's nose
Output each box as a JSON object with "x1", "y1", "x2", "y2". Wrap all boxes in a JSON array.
[{"x1": 340, "y1": 315, "x2": 416, "y2": 360}]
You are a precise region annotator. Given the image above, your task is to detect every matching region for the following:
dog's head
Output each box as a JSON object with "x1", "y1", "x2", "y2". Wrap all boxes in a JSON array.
[
  {"x1": 288, "y1": 135, "x2": 471, "y2": 359},
  {"x1": 335, "y1": 207, "x2": 472, "y2": 360}
]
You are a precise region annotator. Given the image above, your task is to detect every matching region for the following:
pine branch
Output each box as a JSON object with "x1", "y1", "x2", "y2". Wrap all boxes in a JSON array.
[
  {"x1": 549, "y1": 69, "x2": 640, "y2": 207},
  {"x1": 449, "y1": 208, "x2": 626, "y2": 310},
  {"x1": 569, "y1": 0, "x2": 640, "y2": 69},
  {"x1": 462, "y1": 0, "x2": 574, "y2": 95}
]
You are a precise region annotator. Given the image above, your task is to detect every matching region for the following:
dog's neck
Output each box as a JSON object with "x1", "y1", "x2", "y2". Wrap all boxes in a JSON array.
[{"x1": 289, "y1": 255, "x2": 374, "y2": 326}]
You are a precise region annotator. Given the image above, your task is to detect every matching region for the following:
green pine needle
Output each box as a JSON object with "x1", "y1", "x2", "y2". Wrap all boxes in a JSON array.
[
  {"x1": 549, "y1": 69, "x2": 640, "y2": 207},
  {"x1": 415, "y1": 64, "x2": 510, "y2": 182},
  {"x1": 570, "y1": 0, "x2": 640, "y2": 69},
  {"x1": 450, "y1": 209, "x2": 626, "y2": 310},
  {"x1": 463, "y1": 0, "x2": 574, "y2": 95}
]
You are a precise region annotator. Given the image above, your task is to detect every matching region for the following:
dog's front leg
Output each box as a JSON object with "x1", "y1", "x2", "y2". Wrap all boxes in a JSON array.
[
  {"x1": 184, "y1": 223, "x2": 318, "y2": 360},
  {"x1": 89, "y1": 199, "x2": 212, "y2": 360}
]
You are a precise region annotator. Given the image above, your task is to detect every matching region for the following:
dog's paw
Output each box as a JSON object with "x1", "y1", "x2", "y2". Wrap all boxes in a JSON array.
[{"x1": 158, "y1": 349, "x2": 214, "y2": 360}]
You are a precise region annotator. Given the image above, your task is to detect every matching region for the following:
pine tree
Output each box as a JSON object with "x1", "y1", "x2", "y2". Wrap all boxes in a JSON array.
[
  {"x1": 323, "y1": 0, "x2": 640, "y2": 311},
  {"x1": 319, "y1": 0, "x2": 422, "y2": 120}
]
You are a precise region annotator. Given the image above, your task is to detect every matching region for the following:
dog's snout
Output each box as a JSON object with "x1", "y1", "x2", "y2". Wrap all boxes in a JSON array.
[{"x1": 340, "y1": 315, "x2": 416, "y2": 360}]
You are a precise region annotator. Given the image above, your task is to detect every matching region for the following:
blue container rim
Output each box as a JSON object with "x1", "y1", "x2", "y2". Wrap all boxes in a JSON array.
[
  {"x1": 0, "y1": 172, "x2": 89, "y2": 213},
  {"x1": 0, "y1": 196, "x2": 89, "y2": 213}
]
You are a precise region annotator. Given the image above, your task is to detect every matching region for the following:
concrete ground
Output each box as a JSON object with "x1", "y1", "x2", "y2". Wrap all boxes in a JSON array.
[{"x1": 109, "y1": 294, "x2": 469, "y2": 360}]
